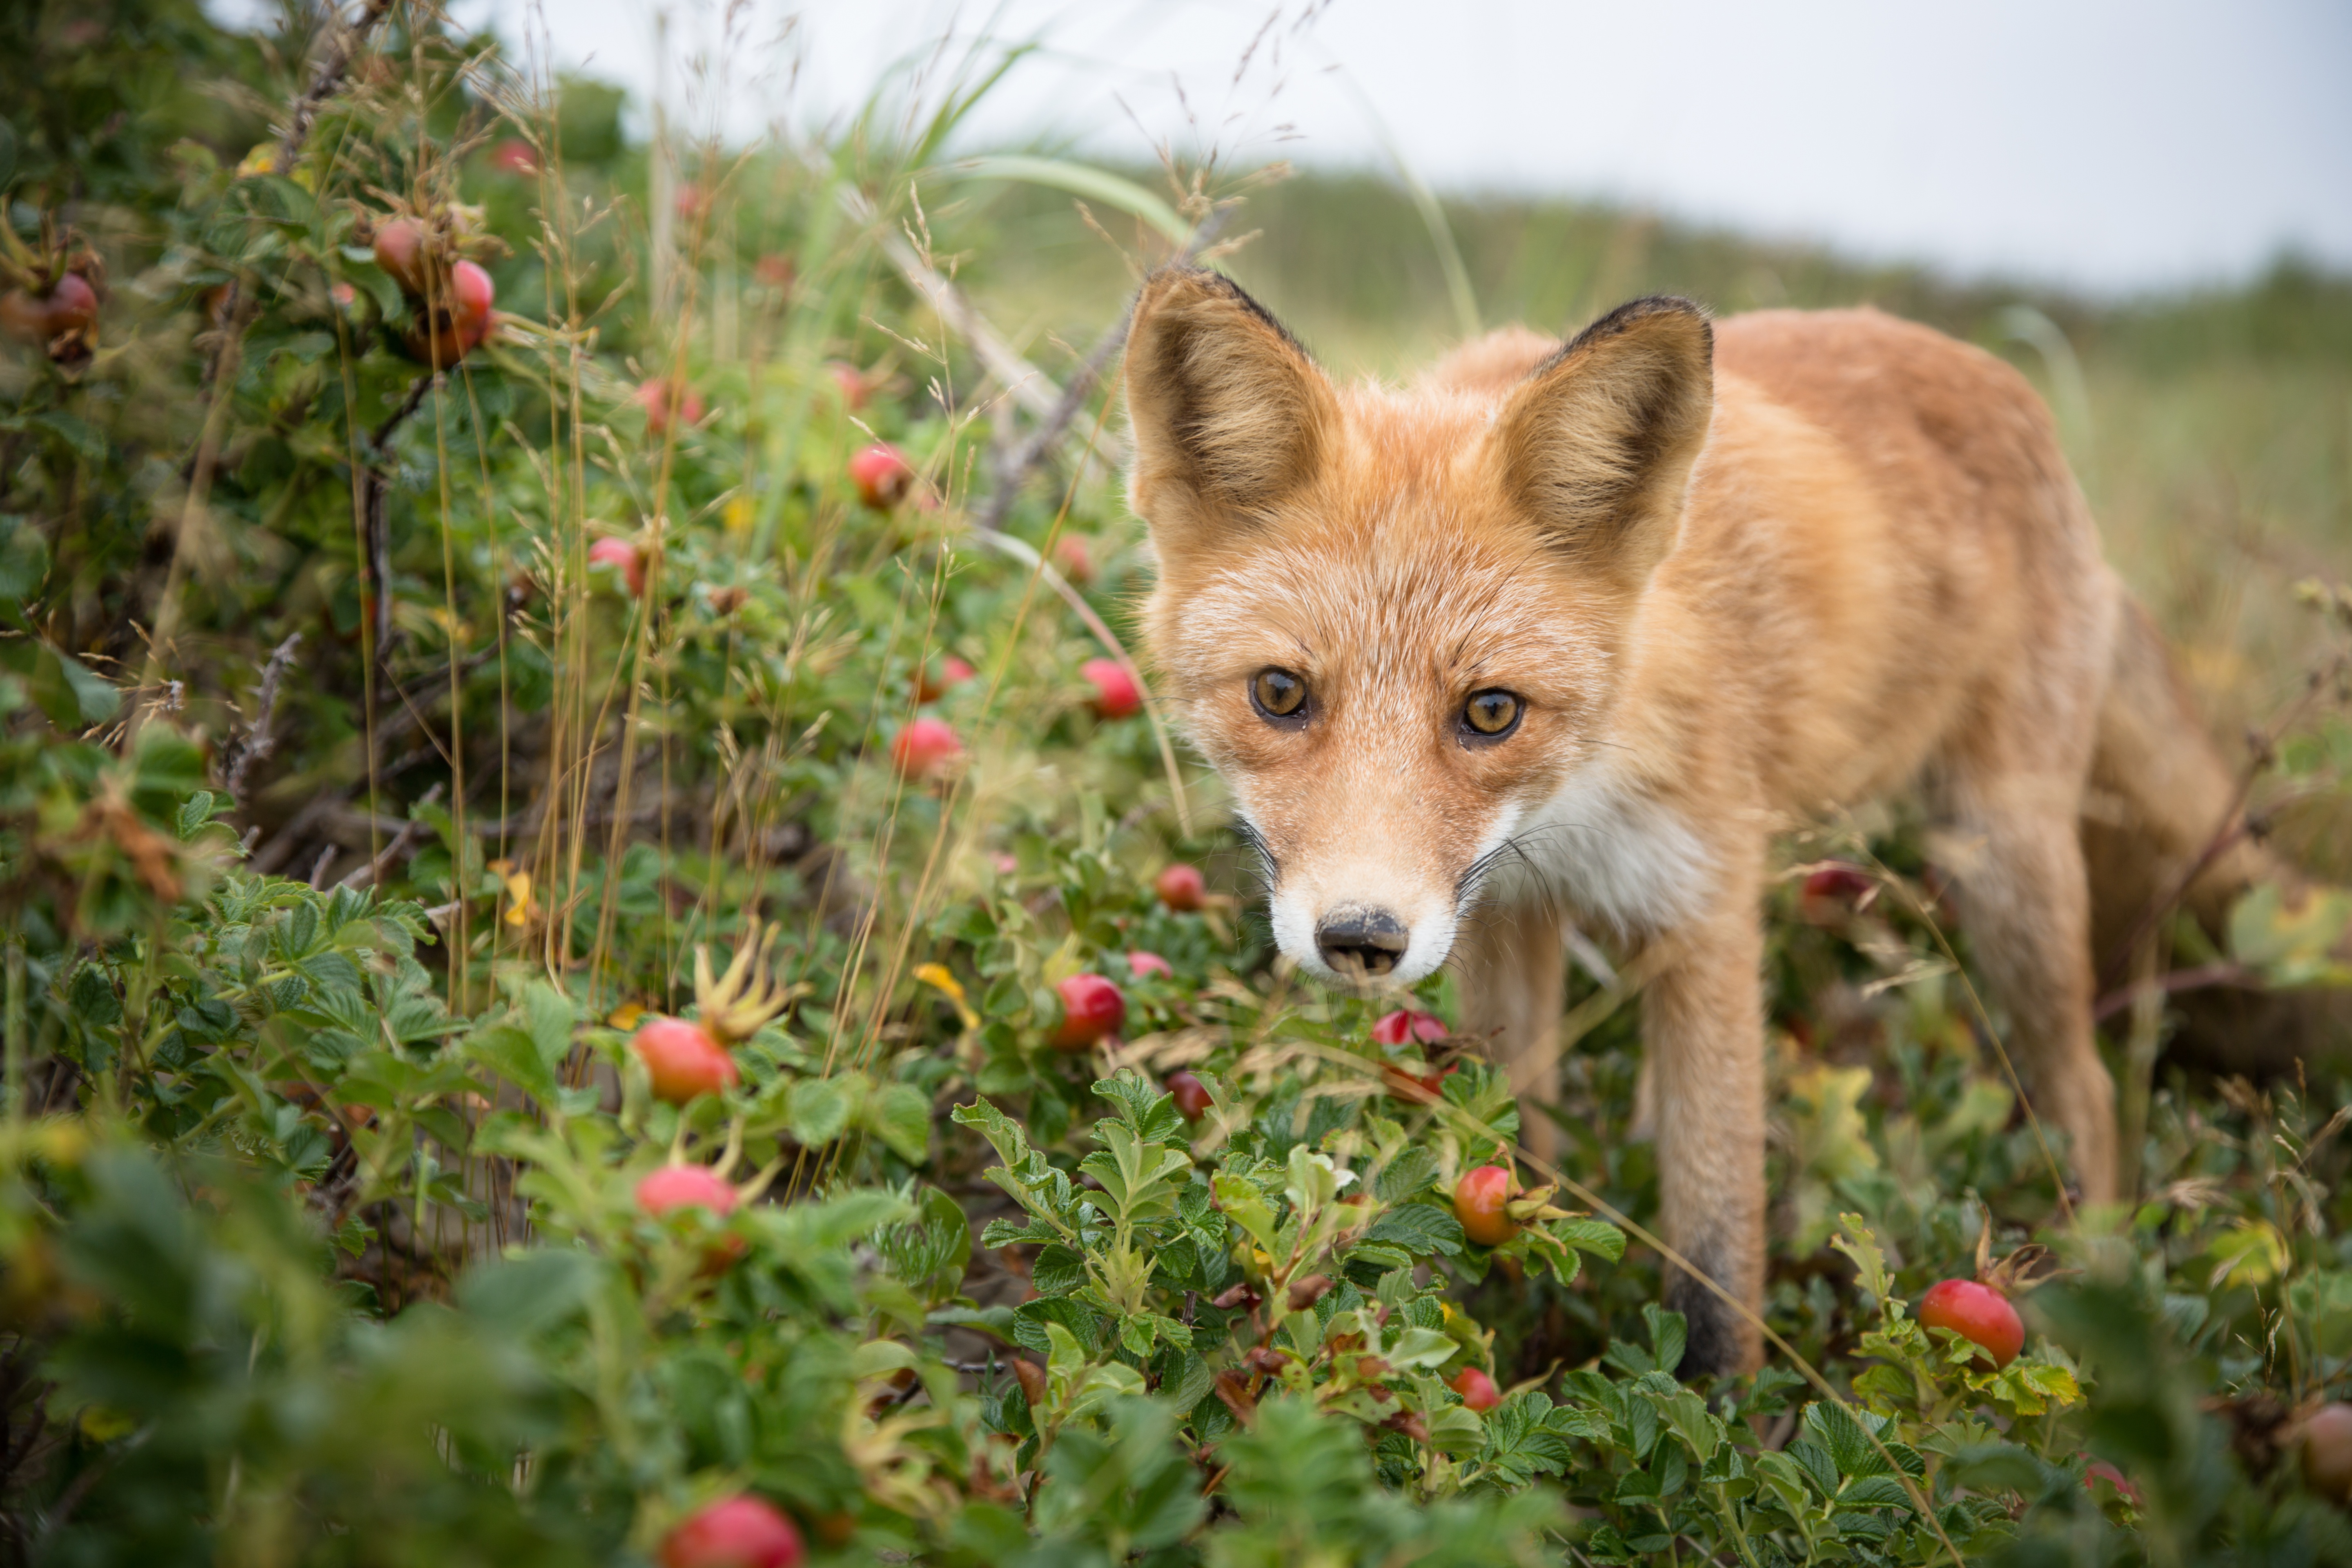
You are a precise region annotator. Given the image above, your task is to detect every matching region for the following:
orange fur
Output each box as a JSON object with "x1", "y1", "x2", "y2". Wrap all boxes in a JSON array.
[{"x1": 1123, "y1": 270, "x2": 2265, "y2": 1376}]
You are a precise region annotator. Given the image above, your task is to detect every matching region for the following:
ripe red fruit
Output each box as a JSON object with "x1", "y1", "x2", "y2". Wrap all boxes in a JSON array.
[
  {"x1": 1917, "y1": 1278, "x2": 2025, "y2": 1368},
  {"x1": 1053, "y1": 535, "x2": 1096, "y2": 584},
  {"x1": 890, "y1": 716, "x2": 960, "y2": 778},
  {"x1": 1167, "y1": 1069, "x2": 1211, "y2": 1120},
  {"x1": 915, "y1": 655, "x2": 975, "y2": 702},
  {"x1": 660, "y1": 1496, "x2": 804, "y2": 1568},
  {"x1": 1449, "y1": 1366, "x2": 1501, "y2": 1412},
  {"x1": 631, "y1": 1017, "x2": 739, "y2": 1104},
  {"x1": 1082, "y1": 657, "x2": 1142, "y2": 719},
  {"x1": 2300, "y1": 1402, "x2": 2352, "y2": 1503},
  {"x1": 3, "y1": 275, "x2": 100, "y2": 346},
  {"x1": 1154, "y1": 863, "x2": 1205, "y2": 911},
  {"x1": 1372, "y1": 1009, "x2": 1448, "y2": 1047},
  {"x1": 1454, "y1": 1164, "x2": 1518, "y2": 1247},
  {"x1": 449, "y1": 259, "x2": 495, "y2": 333},
  {"x1": 1127, "y1": 951, "x2": 1173, "y2": 980},
  {"x1": 1798, "y1": 863, "x2": 1874, "y2": 924},
  {"x1": 372, "y1": 217, "x2": 431, "y2": 297},
  {"x1": 589, "y1": 537, "x2": 646, "y2": 598},
  {"x1": 637, "y1": 1165, "x2": 739, "y2": 1218},
  {"x1": 849, "y1": 443, "x2": 913, "y2": 508},
  {"x1": 638, "y1": 376, "x2": 705, "y2": 435},
  {"x1": 490, "y1": 138, "x2": 537, "y2": 175},
  {"x1": 1051, "y1": 973, "x2": 1126, "y2": 1050}
]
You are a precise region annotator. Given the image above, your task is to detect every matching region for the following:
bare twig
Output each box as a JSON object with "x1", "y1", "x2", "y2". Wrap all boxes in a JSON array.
[
  {"x1": 223, "y1": 633, "x2": 303, "y2": 800},
  {"x1": 339, "y1": 781, "x2": 446, "y2": 890},
  {"x1": 976, "y1": 203, "x2": 1233, "y2": 532}
]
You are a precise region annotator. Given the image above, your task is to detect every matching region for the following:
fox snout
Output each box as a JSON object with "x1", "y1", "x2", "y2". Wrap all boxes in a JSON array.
[{"x1": 1312, "y1": 905, "x2": 1411, "y2": 980}]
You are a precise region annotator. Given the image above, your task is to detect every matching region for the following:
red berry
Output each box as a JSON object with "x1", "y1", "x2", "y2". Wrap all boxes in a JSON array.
[
  {"x1": 915, "y1": 655, "x2": 975, "y2": 702},
  {"x1": 490, "y1": 138, "x2": 537, "y2": 175},
  {"x1": 1053, "y1": 535, "x2": 1096, "y2": 584},
  {"x1": 637, "y1": 1165, "x2": 739, "y2": 1218},
  {"x1": 1798, "y1": 864, "x2": 1873, "y2": 924},
  {"x1": 660, "y1": 1496, "x2": 804, "y2": 1568},
  {"x1": 1917, "y1": 1278, "x2": 2025, "y2": 1368},
  {"x1": 449, "y1": 260, "x2": 495, "y2": 334},
  {"x1": 849, "y1": 442, "x2": 913, "y2": 508},
  {"x1": 1167, "y1": 1069, "x2": 1211, "y2": 1120},
  {"x1": 1154, "y1": 863, "x2": 1205, "y2": 911},
  {"x1": 637, "y1": 375, "x2": 704, "y2": 435},
  {"x1": 631, "y1": 1017, "x2": 739, "y2": 1105},
  {"x1": 1082, "y1": 657, "x2": 1142, "y2": 719},
  {"x1": 890, "y1": 716, "x2": 961, "y2": 777},
  {"x1": 1372, "y1": 1009, "x2": 1448, "y2": 1047},
  {"x1": 826, "y1": 360, "x2": 866, "y2": 407},
  {"x1": 589, "y1": 537, "x2": 646, "y2": 598},
  {"x1": 1454, "y1": 1165, "x2": 1518, "y2": 1247},
  {"x1": 45, "y1": 274, "x2": 98, "y2": 335},
  {"x1": 2301, "y1": 1402, "x2": 2352, "y2": 1503},
  {"x1": 372, "y1": 217, "x2": 431, "y2": 297},
  {"x1": 1051, "y1": 973, "x2": 1125, "y2": 1050},
  {"x1": 0, "y1": 290, "x2": 49, "y2": 344},
  {"x1": 1449, "y1": 1366, "x2": 1501, "y2": 1412}
]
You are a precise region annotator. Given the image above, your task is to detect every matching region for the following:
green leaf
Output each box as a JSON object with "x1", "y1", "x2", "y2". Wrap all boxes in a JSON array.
[
  {"x1": 0, "y1": 515, "x2": 49, "y2": 604},
  {"x1": 1363, "y1": 1200, "x2": 1463, "y2": 1258},
  {"x1": 788, "y1": 1076, "x2": 853, "y2": 1146},
  {"x1": 866, "y1": 1082, "x2": 932, "y2": 1162},
  {"x1": 32, "y1": 411, "x2": 107, "y2": 464},
  {"x1": 946, "y1": 154, "x2": 1189, "y2": 243}
]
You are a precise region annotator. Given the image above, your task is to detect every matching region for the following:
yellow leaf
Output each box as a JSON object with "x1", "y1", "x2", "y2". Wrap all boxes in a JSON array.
[
  {"x1": 2206, "y1": 1217, "x2": 2289, "y2": 1290},
  {"x1": 78, "y1": 1404, "x2": 136, "y2": 1443},
  {"x1": 913, "y1": 962, "x2": 978, "y2": 1029},
  {"x1": 723, "y1": 496, "x2": 753, "y2": 536},
  {"x1": 608, "y1": 1001, "x2": 646, "y2": 1030},
  {"x1": 501, "y1": 869, "x2": 536, "y2": 927}
]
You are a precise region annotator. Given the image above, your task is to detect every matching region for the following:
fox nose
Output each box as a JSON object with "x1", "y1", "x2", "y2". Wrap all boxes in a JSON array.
[{"x1": 1315, "y1": 907, "x2": 1409, "y2": 980}]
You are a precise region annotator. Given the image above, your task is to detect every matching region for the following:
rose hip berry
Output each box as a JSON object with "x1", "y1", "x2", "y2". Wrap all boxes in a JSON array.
[
  {"x1": 371, "y1": 217, "x2": 430, "y2": 297},
  {"x1": 1449, "y1": 1366, "x2": 1502, "y2": 1412},
  {"x1": 1372, "y1": 1009, "x2": 1448, "y2": 1047},
  {"x1": 1080, "y1": 657, "x2": 1142, "y2": 719},
  {"x1": 2300, "y1": 1402, "x2": 2352, "y2": 1503},
  {"x1": 659, "y1": 1495, "x2": 805, "y2": 1568},
  {"x1": 1167, "y1": 1069, "x2": 1212, "y2": 1120},
  {"x1": 1127, "y1": 950, "x2": 1173, "y2": 980},
  {"x1": 1917, "y1": 1277, "x2": 2025, "y2": 1368},
  {"x1": 1454, "y1": 1164, "x2": 1518, "y2": 1247},
  {"x1": 631, "y1": 1017, "x2": 739, "y2": 1105},
  {"x1": 448, "y1": 259, "x2": 494, "y2": 334},
  {"x1": 589, "y1": 537, "x2": 646, "y2": 598},
  {"x1": 890, "y1": 716, "x2": 961, "y2": 778},
  {"x1": 1155, "y1": 863, "x2": 1205, "y2": 911},
  {"x1": 636, "y1": 1165, "x2": 739, "y2": 1219},
  {"x1": 1051, "y1": 973, "x2": 1125, "y2": 1050},
  {"x1": 637, "y1": 376, "x2": 705, "y2": 435},
  {"x1": 849, "y1": 443, "x2": 913, "y2": 508}
]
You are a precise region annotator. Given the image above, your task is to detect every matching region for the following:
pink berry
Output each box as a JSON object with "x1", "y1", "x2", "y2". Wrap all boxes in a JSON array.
[
  {"x1": 588, "y1": 537, "x2": 646, "y2": 598},
  {"x1": 1154, "y1": 864, "x2": 1205, "y2": 911},
  {"x1": 1167, "y1": 1070, "x2": 1211, "y2": 1120},
  {"x1": 849, "y1": 443, "x2": 913, "y2": 508},
  {"x1": 1051, "y1": 973, "x2": 1125, "y2": 1050},
  {"x1": 660, "y1": 1496, "x2": 804, "y2": 1568},
  {"x1": 1449, "y1": 1365, "x2": 1501, "y2": 1412},
  {"x1": 890, "y1": 716, "x2": 961, "y2": 777},
  {"x1": 1082, "y1": 657, "x2": 1142, "y2": 719},
  {"x1": 1454, "y1": 1165, "x2": 1517, "y2": 1247},
  {"x1": 631, "y1": 1018, "x2": 739, "y2": 1104},
  {"x1": 1918, "y1": 1278, "x2": 2025, "y2": 1368},
  {"x1": 637, "y1": 376, "x2": 704, "y2": 435},
  {"x1": 637, "y1": 1165, "x2": 739, "y2": 1218},
  {"x1": 1127, "y1": 951, "x2": 1173, "y2": 980}
]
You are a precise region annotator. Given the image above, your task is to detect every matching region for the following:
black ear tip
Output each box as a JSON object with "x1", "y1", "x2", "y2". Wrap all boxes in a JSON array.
[
  {"x1": 1563, "y1": 295, "x2": 1714, "y2": 359},
  {"x1": 1135, "y1": 267, "x2": 1312, "y2": 360}
]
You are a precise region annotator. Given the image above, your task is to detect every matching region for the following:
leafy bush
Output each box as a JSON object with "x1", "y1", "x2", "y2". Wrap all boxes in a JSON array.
[{"x1": 1, "y1": 4, "x2": 2349, "y2": 1565}]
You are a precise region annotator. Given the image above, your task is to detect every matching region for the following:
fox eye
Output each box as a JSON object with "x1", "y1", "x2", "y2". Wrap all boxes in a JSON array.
[
  {"x1": 1461, "y1": 689, "x2": 1522, "y2": 740},
  {"x1": 1250, "y1": 667, "x2": 1309, "y2": 724}
]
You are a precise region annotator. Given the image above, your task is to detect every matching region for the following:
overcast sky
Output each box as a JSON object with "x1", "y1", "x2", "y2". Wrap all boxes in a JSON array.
[{"x1": 224, "y1": 0, "x2": 2352, "y2": 293}]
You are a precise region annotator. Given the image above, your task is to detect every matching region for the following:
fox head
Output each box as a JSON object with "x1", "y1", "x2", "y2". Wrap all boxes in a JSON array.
[{"x1": 1123, "y1": 270, "x2": 1715, "y2": 989}]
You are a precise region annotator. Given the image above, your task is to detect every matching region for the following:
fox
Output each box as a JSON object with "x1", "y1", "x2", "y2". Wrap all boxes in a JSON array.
[{"x1": 1120, "y1": 267, "x2": 2285, "y2": 1379}]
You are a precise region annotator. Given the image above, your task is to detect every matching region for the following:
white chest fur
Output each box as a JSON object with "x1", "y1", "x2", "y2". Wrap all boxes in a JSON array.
[{"x1": 1490, "y1": 761, "x2": 1714, "y2": 936}]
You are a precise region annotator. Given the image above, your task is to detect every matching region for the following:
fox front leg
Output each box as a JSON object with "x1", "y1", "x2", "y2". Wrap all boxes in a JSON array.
[{"x1": 1640, "y1": 887, "x2": 1769, "y2": 1379}]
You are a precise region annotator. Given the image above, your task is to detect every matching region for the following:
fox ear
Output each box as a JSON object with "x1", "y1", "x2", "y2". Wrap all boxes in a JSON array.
[
  {"x1": 1123, "y1": 268, "x2": 1336, "y2": 560},
  {"x1": 1492, "y1": 296, "x2": 1714, "y2": 589}
]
